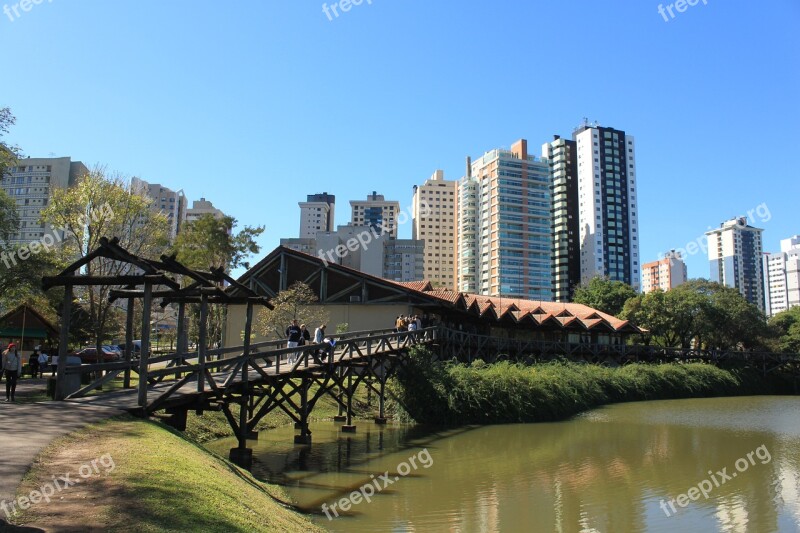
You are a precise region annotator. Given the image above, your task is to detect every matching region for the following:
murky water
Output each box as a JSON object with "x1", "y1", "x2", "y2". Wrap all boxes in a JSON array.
[{"x1": 208, "y1": 397, "x2": 800, "y2": 532}]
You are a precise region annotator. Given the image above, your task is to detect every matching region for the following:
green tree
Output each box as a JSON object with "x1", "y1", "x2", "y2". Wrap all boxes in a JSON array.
[
  {"x1": 768, "y1": 306, "x2": 800, "y2": 353},
  {"x1": 256, "y1": 282, "x2": 329, "y2": 341},
  {"x1": 41, "y1": 167, "x2": 171, "y2": 361},
  {"x1": 573, "y1": 276, "x2": 638, "y2": 317},
  {"x1": 171, "y1": 213, "x2": 263, "y2": 347},
  {"x1": 172, "y1": 213, "x2": 263, "y2": 271},
  {"x1": 0, "y1": 108, "x2": 21, "y2": 244}
]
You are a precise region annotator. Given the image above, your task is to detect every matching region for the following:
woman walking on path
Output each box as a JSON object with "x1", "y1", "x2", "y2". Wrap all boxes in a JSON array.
[{"x1": 2, "y1": 343, "x2": 22, "y2": 402}]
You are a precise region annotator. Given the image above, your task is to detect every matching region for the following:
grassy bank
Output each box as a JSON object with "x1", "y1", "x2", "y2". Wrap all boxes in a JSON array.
[
  {"x1": 9, "y1": 416, "x2": 325, "y2": 532},
  {"x1": 391, "y1": 348, "x2": 794, "y2": 425}
]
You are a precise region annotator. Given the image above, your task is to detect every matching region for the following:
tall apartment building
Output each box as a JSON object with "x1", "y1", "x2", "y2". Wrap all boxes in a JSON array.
[
  {"x1": 383, "y1": 239, "x2": 425, "y2": 283},
  {"x1": 763, "y1": 236, "x2": 800, "y2": 317},
  {"x1": 457, "y1": 139, "x2": 552, "y2": 299},
  {"x1": 574, "y1": 123, "x2": 641, "y2": 291},
  {"x1": 0, "y1": 157, "x2": 88, "y2": 245},
  {"x1": 542, "y1": 136, "x2": 580, "y2": 302},
  {"x1": 412, "y1": 170, "x2": 457, "y2": 289},
  {"x1": 641, "y1": 251, "x2": 688, "y2": 293},
  {"x1": 299, "y1": 193, "x2": 335, "y2": 238},
  {"x1": 186, "y1": 198, "x2": 226, "y2": 224},
  {"x1": 350, "y1": 192, "x2": 400, "y2": 238},
  {"x1": 706, "y1": 218, "x2": 765, "y2": 311},
  {"x1": 131, "y1": 177, "x2": 186, "y2": 242}
]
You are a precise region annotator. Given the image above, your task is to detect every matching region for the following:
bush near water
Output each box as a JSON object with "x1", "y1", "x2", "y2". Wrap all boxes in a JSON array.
[{"x1": 391, "y1": 347, "x2": 792, "y2": 425}]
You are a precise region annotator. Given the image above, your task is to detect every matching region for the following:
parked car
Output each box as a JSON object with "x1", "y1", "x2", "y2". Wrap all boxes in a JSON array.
[{"x1": 72, "y1": 347, "x2": 120, "y2": 363}]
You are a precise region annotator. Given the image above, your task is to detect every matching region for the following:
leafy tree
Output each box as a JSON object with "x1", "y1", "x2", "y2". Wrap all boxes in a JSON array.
[
  {"x1": 622, "y1": 279, "x2": 768, "y2": 351},
  {"x1": 172, "y1": 213, "x2": 263, "y2": 271},
  {"x1": 41, "y1": 167, "x2": 171, "y2": 361},
  {"x1": 573, "y1": 276, "x2": 638, "y2": 317},
  {"x1": 769, "y1": 306, "x2": 800, "y2": 353},
  {"x1": 171, "y1": 213, "x2": 263, "y2": 347},
  {"x1": 0, "y1": 108, "x2": 21, "y2": 245},
  {"x1": 256, "y1": 282, "x2": 329, "y2": 341}
]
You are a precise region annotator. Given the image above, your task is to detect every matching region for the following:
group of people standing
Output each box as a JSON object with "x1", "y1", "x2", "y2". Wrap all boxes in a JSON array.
[
  {"x1": 395, "y1": 315, "x2": 423, "y2": 332},
  {"x1": 285, "y1": 320, "x2": 333, "y2": 365}
]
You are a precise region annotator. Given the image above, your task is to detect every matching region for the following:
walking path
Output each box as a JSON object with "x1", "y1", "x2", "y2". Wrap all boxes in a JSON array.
[{"x1": 0, "y1": 378, "x2": 124, "y2": 517}]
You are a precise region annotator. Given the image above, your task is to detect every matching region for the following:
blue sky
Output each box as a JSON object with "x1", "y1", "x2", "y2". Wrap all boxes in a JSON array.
[{"x1": 1, "y1": 0, "x2": 798, "y2": 280}]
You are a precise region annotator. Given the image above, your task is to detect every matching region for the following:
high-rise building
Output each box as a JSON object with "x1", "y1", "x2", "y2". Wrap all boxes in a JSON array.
[
  {"x1": 574, "y1": 123, "x2": 641, "y2": 291},
  {"x1": 383, "y1": 239, "x2": 425, "y2": 283},
  {"x1": 299, "y1": 193, "x2": 335, "y2": 238},
  {"x1": 457, "y1": 158, "x2": 478, "y2": 293},
  {"x1": 350, "y1": 192, "x2": 400, "y2": 238},
  {"x1": 185, "y1": 198, "x2": 226, "y2": 224},
  {"x1": 542, "y1": 136, "x2": 580, "y2": 302},
  {"x1": 412, "y1": 170, "x2": 457, "y2": 289},
  {"x1": 763, "y1": 236, "x2": 800, "y2": 317},
  {"x1": 641, "y1": 251, "x2": 688, "y2": 293},
  {"x1": 457, "y1": 139, "x2": 552, "y2": 299},
  {"x1": 131, "y1": 177, "x2": 186, "y2": 242},
  {"x1": 706, "y1": 217, "x2": 765, "y2": 311},
  {"x1": 0, "y1": 157, "x2": 88, "y2": 245}
]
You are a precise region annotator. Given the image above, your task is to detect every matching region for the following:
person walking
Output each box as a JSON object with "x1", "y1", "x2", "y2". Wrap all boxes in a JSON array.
[
  {"x1": 29, "y1": 349, "x2": 40, "y2": 379},
  {"x1": 286, "y1": 319, "x2": 302, "y2": 364},
  {"x1": 313, "y1": 324, "x2": 326, "y2": 364},
  {"x1": 2, "y1": 343, "x2": 22, "y2": 402},
  {"x1": 38, "y1": 350, "x2": 49, "y2": 379}
]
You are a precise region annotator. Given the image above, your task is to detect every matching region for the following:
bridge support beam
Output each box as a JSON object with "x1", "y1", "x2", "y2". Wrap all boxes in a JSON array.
[
  {"x1": 342, "y1": 369, "x2": 356, "y2": 433},
  {"x1": 294, "y1": 376, "x2": 312, "y2": 444},
  {"x1": 375, "y1": 358, "x2": 388, "y2": 425},
  {"x1": 333, "y1": 366, "x2": 347, "y2": 422}
]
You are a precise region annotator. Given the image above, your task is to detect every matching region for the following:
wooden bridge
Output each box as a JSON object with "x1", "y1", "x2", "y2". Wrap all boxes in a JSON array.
[{"x1": 42, "y1": 239, "x2": 799, "y2": 469}]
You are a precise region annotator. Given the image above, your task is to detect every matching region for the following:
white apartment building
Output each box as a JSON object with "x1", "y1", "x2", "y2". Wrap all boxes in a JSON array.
[
  {"x1": 299, "y1": 193, "x2": 335, "y2": 238},
  {"x1": 763, "y1": 236, "x2": 800, "y2": 317},
  {"x1": 350, "y1": 192, "x2": 400, "y2": 238},
  {"x1": 0, "y1": 156, "x2": 88, "y2": 245},
  {"x1": 131, "y1": 177, "x2": 186, "y2": 242},
  {"x1": 186, "y1": 197, "x2": 226, "y2": 224},
  {"x1": 706, "y1": 218, "x2": 765, "y2": 311},
  {"x1": 574, "y1": 124, "x2": 640, "y2": 291},
  {"x1": 412, "y1": 170, "x2": 457, "y2": 289}
]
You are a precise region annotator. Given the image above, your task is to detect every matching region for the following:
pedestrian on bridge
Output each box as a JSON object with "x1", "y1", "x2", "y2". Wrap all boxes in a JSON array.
[
  {"x1": 313, "y1": 324, "x2": 326, "y2": 364},
  {"x1": 286, "y1": 319, "x2": 302, "y2": 364},
  {"x1": 2, "y1": 343, "x2": 22, "y2": 402}
]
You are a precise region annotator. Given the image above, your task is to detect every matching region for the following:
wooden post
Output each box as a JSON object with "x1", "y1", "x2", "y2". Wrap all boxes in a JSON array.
[
  {"x1": 55, "y1": 285, "x2": 73, "y2": 401},
  {"x1": 334, "y1": 365, "x2": 346, "y2": 422},
  {"x1": 175, "y1": 301, "x2": 186, "y2": 380},
  {"x1": 294, "y1": 377, "x2": 311, "y2": 444},
  {"x1": 238, "y1": 302, "x2": 253, "y2": 449},
  {"x1": 197, "y1": 293, "x2": 209, "y2": 393},
  {"x1": 279, "y1": 253, "x2": 288, "y2": 292},
  {"x1": 375, "y1": 358, "x2": 387, "y2": 425},
  {"x1": 342, "y1": 369, "x2": 356, "y2": 433},
  {"x1": 137, "y1": 282, "x2": 152, "y2": 408},
  {"x1": 124, "y1": 297, "x2": 134, "y2": 389}
]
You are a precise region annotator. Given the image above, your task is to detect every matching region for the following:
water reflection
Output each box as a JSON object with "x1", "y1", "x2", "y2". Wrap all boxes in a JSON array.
[{"x1": 208, "y1": 396, "x2": 800, "y2": 533}]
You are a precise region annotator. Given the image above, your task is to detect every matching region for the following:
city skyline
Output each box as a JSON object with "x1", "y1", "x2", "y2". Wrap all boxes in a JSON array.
[{"x1": 1, "y1": 1, "x2": 797, "y2": 283}]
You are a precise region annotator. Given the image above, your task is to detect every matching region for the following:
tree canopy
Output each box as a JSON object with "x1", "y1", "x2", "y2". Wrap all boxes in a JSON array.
[
  {"x1": 621, "y1": 279, "x2": 769, "y2": 351},
  {"x1": 572, "y1": 277, "x2": 638, "y2": 317},
  {"x1": 768, "y1": 306, "x2": 800, "y2": 353},
  {"x1": 171, "y1": 213, "x2": 263, "y2": 272},
  {"x1": 256, "y1": 282, "x2": 329, "y2": 341}
]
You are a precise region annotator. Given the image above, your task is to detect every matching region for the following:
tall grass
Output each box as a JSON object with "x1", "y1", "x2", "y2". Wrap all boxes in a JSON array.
[{"x1": 390, "y1": 348, "x2": 791, "y2": 425}]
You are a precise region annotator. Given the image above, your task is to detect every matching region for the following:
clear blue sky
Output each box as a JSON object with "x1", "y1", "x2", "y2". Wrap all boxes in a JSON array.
[{"x1": 2, "y1": 0, "x2": 798, "y2": 280}]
